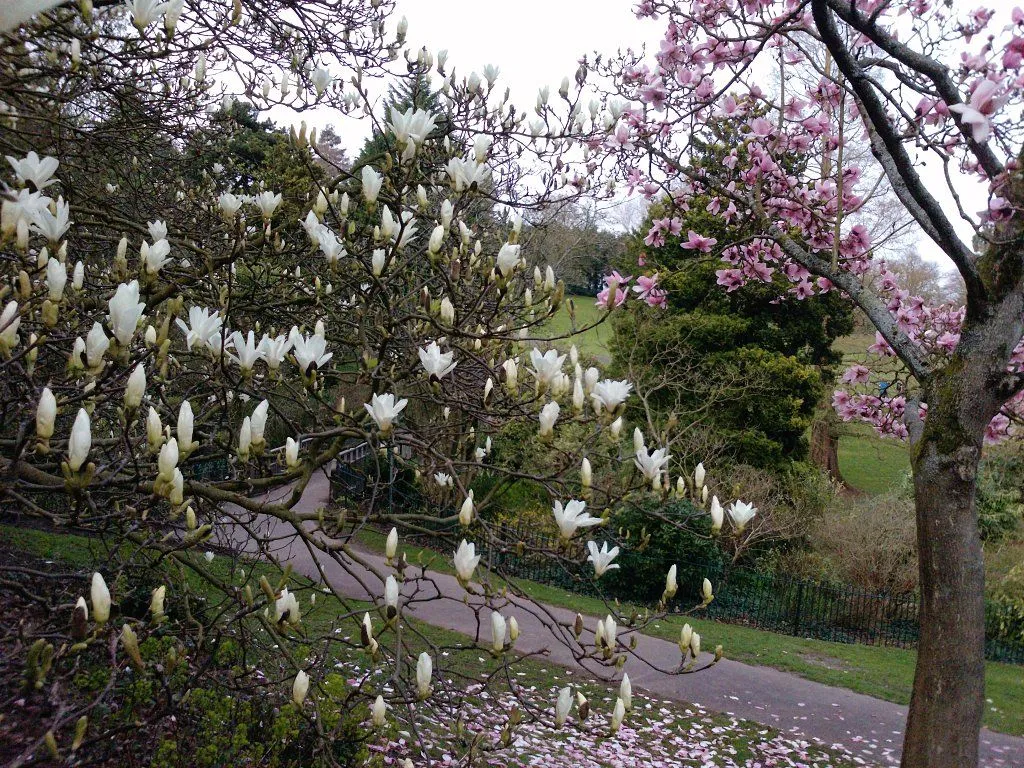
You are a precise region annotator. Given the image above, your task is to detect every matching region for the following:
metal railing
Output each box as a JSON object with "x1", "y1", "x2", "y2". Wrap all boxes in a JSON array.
[{"x1": 328, "y1": 465, "x2": 1024, "y2": 665}]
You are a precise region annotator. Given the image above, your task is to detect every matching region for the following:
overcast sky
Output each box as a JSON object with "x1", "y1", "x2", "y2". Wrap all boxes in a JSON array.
[{"x1": 275, "y1": 0, "x2": 992, "y2": 271}]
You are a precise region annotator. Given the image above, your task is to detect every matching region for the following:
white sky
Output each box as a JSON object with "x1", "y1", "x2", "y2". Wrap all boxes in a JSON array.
[{"x1": 269, "y1": 0, "x2": 991, "y2": 272}]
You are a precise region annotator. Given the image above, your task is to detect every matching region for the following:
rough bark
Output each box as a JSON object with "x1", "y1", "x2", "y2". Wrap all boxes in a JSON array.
[{"x1": 903, "y1": 382, "x2": 986, "y2": 767}]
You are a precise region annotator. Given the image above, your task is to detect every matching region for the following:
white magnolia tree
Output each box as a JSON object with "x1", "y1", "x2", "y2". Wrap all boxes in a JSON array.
[{"x1": 0, "y1": 2, "x2": 757, "y2": 765}]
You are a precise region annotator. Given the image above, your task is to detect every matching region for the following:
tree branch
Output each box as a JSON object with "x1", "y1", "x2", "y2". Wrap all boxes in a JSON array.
[{"x1": 811, "y1": 0, "x2": 986, "y2": 311}]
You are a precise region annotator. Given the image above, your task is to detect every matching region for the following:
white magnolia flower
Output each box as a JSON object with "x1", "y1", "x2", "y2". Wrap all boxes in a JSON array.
[
  {"x1": 46, "y1": 256, "x2": 67, "y2": 301},
  {"x1": 363, "y1": 393, "x2": 408, "y2": 434},
  {"x1": 416, "y1": 652, "x2": 432, "y2": 698},
  {"x1": 495, "y1": 242, "x2": 520, "y2": 277},
  {"x1": 292, "y1": 670, "x2": 309, "y2": 706},
  {"x1": 318, "y1": 228, "x2": 345, "y2": 265},
  {"x1": 177, "y1": 400, "x2": 197, "y2": 453},
  {"x1": 258, "y1": 333, "x2": 292, "y2": 369},
  {"x1": 147, "y1": 407, "x2": 163, "y2": 451},
  {"x1": 634, "y1": 446, "x2": 671, "y2": 486},
  {"x1": 237, "y1": 416, "x2": 251, "y2": 459},
  {"x1": 372, "y1": 695, "x2": 386, "y2": 728},
  {"x1": 229, "y1": 330, "x2": 263, "y2": 372},
  {"x1": 389, "y1": 106, "x2": 438, "y2": 147},
  {"x1": 164, "y1": 0, "x2": 184, "y2": 32},
  {"x1": 1, "y1": 189, "x2": 49, "y2": 236},
  {"x1": 727, "y1": 499, "x2": 758, "y2": 531},
  {"x1": 91, "y1": 572, "x2": 111, "y2": 624},
  {"x1": 285, "y1": 437, "x2": 300, "y2": 468},
  {"x1": 554, "y1": 686, "x2": 572, "y2": 728},
  {"x1": 552, "y1": 499, "x2": 601, "y2": 539},
  {"x1": 620, "y1": 673, "x2": 632, "y2": 711},
  {"x1": 254, "y1": 191, "x2": 282, "y2": 219},
  {"x1": 125, "y1": 363, "x2": 146, "y2": 408},
  {"x1": 68, "y1": 408, "x2": 91, "y2": 471},
  {"x1": 428, "y1": 224, "x2": 445, "y2": 254},
  {"x1": 439, "y1": 296, "x2": 455, "y2": 325},
  {"x1": 218, "y1": 192, "x2": 243, "y2": 220},
  {"x1": 157, "y1": 437, "x2": 178, "y2": 482},
  {"x1": 502, "y1": 358, "x2": 518, "y2": 392},
  {"x1": 126, "y1": 0, "x2": 170, "y2": 31},
  {"x1": 694, "y1": 462, "x2": 706, "y2": 490},
  {"x1": 6, "y1": 151, "x2": 59, "y2": 189},
  {"x1": 371, "y1": 248, "x2": 387, "y2": 276},
  {"x1": 36, "y1": 387, "x2": 56, "y2": 439},
  {"x1": 702, "y1": 577, "x2": 714, "y2": 603},
  {"x1": 249, "y1": 399, "x2": 269, "y2": 447},
  {"x1": 142, "y1": 238, "x2": 172, "y2": 274},
  {"x1": 610, "y1": 697, "x2": 626, "y2": 733},
  {"x1": 709, "y1": 495, "x2": 724, "y2": 533},
  {"x1": 0, "y1": 300, "x2": 19, "y2": 351},
  {"x1": 434, "y1": 471, "x2": 453, "y2": 488},
  {"x1": 454, "y1": 539, "x2": 480, "y2": 584},
  {"x1": 108, "y1": 281, "x2": 145, "y2": 346},
  {"x1": 529, "y1": 348, "x2": 566, "y2": 391},
  {"x1": 490, "y1": 611, "x2": 506, "y2": 653},
  {"x1": 459, "y1": 490, "x2": 474, "y2": 526},
  {"x1": 85, "y1": 321, "x2": 109, "y2": 368},
  {"x1": 275, "y1": 588, "x2": 300, "y2": 624},
  {"x1": 664, "y1": 564, "x2": 678, "y2": 599},
  {"x1": 474, "y1": 133, "x2": 492, "y2": 162},
  {"x1": 586, "y1": 540, "x2": 620, "y2": 577},
  {"x1": 290, "y1": 328, "x2": 332, "y2": 375},
  {"x1": 633, "y1": 427, "x2": 646, "y2": 454},
  {"x1": 384, "y1": 574, "x2": 399, "y2": 618},
  {"x1": 538, "y1": 400, "x2": 560, "y2": 437},
  {"x1": 591, "y1": 379, "x2": 632, "y2": 414},
  {"x1": 177, "y1": 307, "x2": 223, "y2": 350},
  {"x1": 31, "y1": 195, "x2": 71, "y2": 242},
  {"x1": 361, "y1": 166, "x2": 383, "y2": 204},
  {"x1": 72, "y1": 260, "x2": 84, "y2": 290},
  {"x1": 311, "y1": 66, "x2": 332, "y2": 97},
  {"x1": 146, "y1": 219, "x2": 167, "y2": 241},
  {"x1": 445, "y1": 155, "x2": 489, "y2": 192},
  {"x1": 385, "y1": 527, "x2": 398, "y2": 561}
]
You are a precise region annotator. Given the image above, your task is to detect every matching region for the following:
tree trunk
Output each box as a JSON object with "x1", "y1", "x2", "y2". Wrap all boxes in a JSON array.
[
  {"x1": 809, "y1": 408, "x2": 845, "y2": 485},
  {"x1": 901, "y1": 380, "x2": 987, "y2": 768}
]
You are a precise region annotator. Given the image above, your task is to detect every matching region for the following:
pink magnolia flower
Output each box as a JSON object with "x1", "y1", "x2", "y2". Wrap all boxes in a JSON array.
[
  {"x1": 681, "y1": 230, "x2": 717, "y2": 252},
  {"x1": 842, "y1": 365, "x2": 871, "y2": 384}
]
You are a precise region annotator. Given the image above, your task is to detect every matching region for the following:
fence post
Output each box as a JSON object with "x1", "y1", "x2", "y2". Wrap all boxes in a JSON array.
[{"x1": 792, "y1": 580, "x2": 805, "y2": 636}]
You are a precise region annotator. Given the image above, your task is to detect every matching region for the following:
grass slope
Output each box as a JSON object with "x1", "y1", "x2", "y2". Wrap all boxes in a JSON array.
[{"x1": 4, "y1": 525, "x2": 863, "y2": 767}]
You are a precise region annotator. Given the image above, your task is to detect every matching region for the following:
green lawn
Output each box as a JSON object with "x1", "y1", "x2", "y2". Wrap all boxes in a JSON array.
[
  {"x1": 354, "y1": 527, "x2": 1024, "y2": 736},
  {"x1": 837, "y1": 421, "x2": 911, "y2": 494},
  {"x1": 4, "y1": 524, "x2": 862, "y2": 767},
  {"x1": 540, "y1": 294, "x2": 612, "y2": 362}
]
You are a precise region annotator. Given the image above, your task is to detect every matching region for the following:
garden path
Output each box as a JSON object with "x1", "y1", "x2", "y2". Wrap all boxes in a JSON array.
[{"x1": 220, "y1": 467, "x2": 1024, "y2": 768}]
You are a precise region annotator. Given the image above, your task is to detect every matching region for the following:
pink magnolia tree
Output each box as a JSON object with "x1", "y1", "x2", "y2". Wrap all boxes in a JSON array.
[{"x1": 593, "y1": 1, "x2": 1024, "y2": 766}]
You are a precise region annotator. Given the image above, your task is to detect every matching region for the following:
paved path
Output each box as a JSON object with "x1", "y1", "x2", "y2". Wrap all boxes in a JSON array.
[{"x1": 222, "y1": 468, "x2": 1024, "y2": 768}]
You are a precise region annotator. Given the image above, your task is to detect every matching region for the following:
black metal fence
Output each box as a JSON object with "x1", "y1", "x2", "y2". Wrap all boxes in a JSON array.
[{"x1": 329, "y1": 461, "x2": 1024, "y2": 664}]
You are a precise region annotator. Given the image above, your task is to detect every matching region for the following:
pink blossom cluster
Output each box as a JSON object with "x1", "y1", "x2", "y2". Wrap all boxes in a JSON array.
[
  {"x1": 596, "y1": 269, "x2": 667, "y2": 310},
  {"x1": 596, "y1": 0, "x2": 1024, "y2": 445}
]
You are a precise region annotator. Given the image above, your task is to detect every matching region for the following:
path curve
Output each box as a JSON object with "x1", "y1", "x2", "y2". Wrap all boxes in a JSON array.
[{"x1": 221, "y1": 468, "x2": 1024, "y2": 768}]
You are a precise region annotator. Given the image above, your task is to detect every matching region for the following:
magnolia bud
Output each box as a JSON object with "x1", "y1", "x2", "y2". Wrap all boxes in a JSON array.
[
  {"x1": 459, "y1": 490, "x2": 474, "y2": 526},
  {"x1": 36, "y1": 387, "x2": 56, "y2": 440},
  {"x1": 372, "y1": 695, "x2": 386, "y2": 728},
  {"x1": 292, "y1": 670, "x2": 309, "y2": 706},
  {"x1": 91, "y1": 572, "x2": 111, "y2": 624},
  {"x1": 125, "y1": 363, "x2": 146, "y2": 409},
  {"x1": 385, "y1": 527, "x2": 398, "y2": 562},
  {"x1": 150, "y1": 585, "x2": 166, "y2": 620}
]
